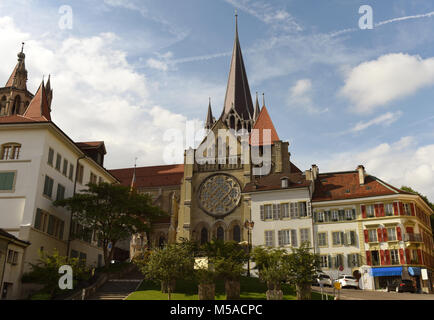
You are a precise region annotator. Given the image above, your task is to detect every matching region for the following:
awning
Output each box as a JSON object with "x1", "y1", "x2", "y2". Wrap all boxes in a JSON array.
[
  {"x1": 371, "y1": 267, "x2": 402, "y2": 277},
  {"x1": 408, "y1": 267, "x2": 421, "y2": 276}
]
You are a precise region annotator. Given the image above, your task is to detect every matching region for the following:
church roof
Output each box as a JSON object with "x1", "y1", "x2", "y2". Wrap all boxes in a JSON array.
[
  {"x1": 243, "y1": 172, "x2": 310, "y2": 193},
  {"x1": 222, "y1": 15, "x2": 254, "y2": 121},
  {"x1": 24, "y1": 81, "x2": 51, "y2": 121},
  {"x1": 250, "y1": 106, "x2": 280, "y2": 146},
  {"x1": 109, "y1": 164, "x2": 184, "y2": 188},
  {"x1": 5, "y1": 44, "x2": 28, "y2": 90}
]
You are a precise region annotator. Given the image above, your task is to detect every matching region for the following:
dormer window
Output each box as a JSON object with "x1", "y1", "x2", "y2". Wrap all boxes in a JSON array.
[
  {"x1": 281, "y1": 177, "x2": 289, "y2": 188},
  {"x1": 1, "y1": 143, "x2": 21, "y2": 160}
]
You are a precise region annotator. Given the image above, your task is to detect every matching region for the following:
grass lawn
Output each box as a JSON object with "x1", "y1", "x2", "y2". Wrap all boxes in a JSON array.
[{"x1": 127, "y1": 277, "x2": 332, "y2": 300}]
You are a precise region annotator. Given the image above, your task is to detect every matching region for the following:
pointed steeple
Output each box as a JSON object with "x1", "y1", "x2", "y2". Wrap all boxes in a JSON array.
[
  {"x1": 24, "y1": 80, "x2": 51, "y2": 121},
  {"x1": 5, "y1": 43, "x2": 28, "y2": 90},
  {"x1": 253, "y1": 92, "x2": 260, "y2": 121},
  {"x1": 45, "y1": 74, "x2": 53, "y2": 110},
  {"x1": 205, "y1": 97, "x2": 214, "y2": 129},
  {"x1": 250, "y1": 106, "x2": 280, "y2": 146},
  {"x1": 222, "y1": 14, "x2": 254, "y2": 125}
]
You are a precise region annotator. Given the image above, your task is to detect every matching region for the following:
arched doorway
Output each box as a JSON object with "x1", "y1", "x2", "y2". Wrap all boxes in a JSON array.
[
  {"x1": 233, "y1": 225, "x2": 241, "y2": 243},
  {"x1": 200, "y1": 227, "x2": 208, "y2": 245},
  {"x1": 216, "y1": 226, "x2": 224, "y2": 241}
]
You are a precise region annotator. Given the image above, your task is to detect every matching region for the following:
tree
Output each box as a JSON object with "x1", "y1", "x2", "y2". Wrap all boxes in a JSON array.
[
  {"x1": 54, "y1": 182, "x2": 164, "y2": 266},
  {"x1": 21, "y1": 249, "x2": 90, "y2": 298},
  {"x1": 401, "y1": 186, "x2": 434, "y2": 236},
  {"x1": 140, "y1": 243, "x2": 195, "y2": 300},
  {"x1": 251, "y1": 246, "x2": 288, "y2": 299},
  {"x1": 203, "y1": 240, "x2": 248, "y2": 300},
  {"x1": 285, "y1": 242, "x2": 320, "y2": 300}
]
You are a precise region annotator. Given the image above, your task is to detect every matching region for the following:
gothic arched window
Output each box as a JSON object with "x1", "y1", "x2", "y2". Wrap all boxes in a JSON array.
[
  {"x1": 233, "y1": 225, "x2": 241, "y2": 243},
  {"x1": 216, "y1": 226, "x2": 224, "y2": 241},
  {"x1": 200, "y1": 227, "x2": 208, "y2": 245},
  {"x1": 11, "y1": 95, "x2": 20, "y2": 115}
]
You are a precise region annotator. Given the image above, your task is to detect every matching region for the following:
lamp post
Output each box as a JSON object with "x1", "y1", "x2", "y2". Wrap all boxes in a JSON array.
[{"x1": 244, "y1": 220, "x2": 254, "y2": 277}]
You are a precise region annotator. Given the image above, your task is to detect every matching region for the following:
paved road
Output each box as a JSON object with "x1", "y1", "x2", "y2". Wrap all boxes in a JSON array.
[
  {"x1": 312, "y1": 286, "x2": 434, "y2": 300},
  {"x1": 89, "y1": 268, "x2": 144, "y2": 300}
]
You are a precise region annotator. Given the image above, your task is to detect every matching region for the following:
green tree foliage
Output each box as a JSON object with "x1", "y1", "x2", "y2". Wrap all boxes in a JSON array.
[
  {"x1": 139, "y1": 244, "x2": 195, "y2": 300},
  {"x1": 54, "y1": 182, "x2": 164, "y2": 266},
  {"x1": 21, "y1": 249, "x2": 90, "y2": 298},
  {"x1": 285, "y1": 243, "x2": 320, "y2": 300},
  {"x1": 251, "y1": 246, "x2": 289, "y2": 290}
]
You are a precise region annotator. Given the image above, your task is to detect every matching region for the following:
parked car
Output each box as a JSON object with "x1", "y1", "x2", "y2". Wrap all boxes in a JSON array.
[
  {"x1": 312, "y1": 273, "x2": 333, "y2": 287},
  {"x1": 335, "y1": 275, "x2": 359, "y2": 289},
  {"x1": 386, "y1": 279, "x2": 416, "y2": 293}
]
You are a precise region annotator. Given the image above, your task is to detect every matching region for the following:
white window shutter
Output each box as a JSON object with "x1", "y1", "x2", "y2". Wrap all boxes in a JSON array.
[
  {"x1": 260, "y1": 205, "x2": 265, "y2": 221},
  {"x1": 307, "y1": 201, "x2": 312, "y2": 217}
]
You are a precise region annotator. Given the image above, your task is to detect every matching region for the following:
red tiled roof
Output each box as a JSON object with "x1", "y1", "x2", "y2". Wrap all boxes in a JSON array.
[
  {"x1": 312, "y1": 171, "x2": 411, "y2": 202},
  {"x1": 5, "y1": 64, "x2": 19, "y2": 87},
  {"x1": 0, "y1": 114, "x2": 47, "y2": 124},
  {"x1": 243, "y1": 172, "x2": 310, "y2": 193},
  {"x1": 24, "y1": 81, "x2": 51, "y2": 121},
  {"x1": 109, "y1": 164, "x2": 184, "y2": 188},
  {"x1": 250, "y1": 106, "x2": 280, "y2": 146},
  {"x1": 76, "y1": 141, "x2": 106, "y2": 154}
]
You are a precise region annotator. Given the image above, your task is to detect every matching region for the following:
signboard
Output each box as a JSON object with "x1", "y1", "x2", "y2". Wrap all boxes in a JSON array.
[
  {"x1": 421, "y1": 268, "x2": 428, "y2": 281},
  {"x1": 339, "y1": 265, "x2": 344, "y2": 272},
  {"x1": 334, "y1": 281, "x2": 342, "y2": 290}
]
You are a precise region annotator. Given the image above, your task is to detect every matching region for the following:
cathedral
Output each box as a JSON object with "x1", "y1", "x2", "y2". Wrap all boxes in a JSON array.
[{"x1": 110, "y1": 16, "x2": 301, "y2": 251}]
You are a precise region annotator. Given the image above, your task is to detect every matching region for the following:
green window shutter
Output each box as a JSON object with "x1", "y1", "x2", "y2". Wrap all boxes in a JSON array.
[
  {"x1": 278, "y1": 230, "x2": 283, "y2": 246},
  {"x1": 328, "y1": 255, "x2": 332, "y2": 268},
  {"x1": 48, "y1": 148, "x2": 54, "y2": 165},
  {"x1": 0, "y1": 172, "x2": 15, "y2": 190},
  {"x1": 35, "y1": 209, "x2": 42, "y2": 230},
  {"x1": 47, "y1": 215, "x2": 54, "y2": 235}
]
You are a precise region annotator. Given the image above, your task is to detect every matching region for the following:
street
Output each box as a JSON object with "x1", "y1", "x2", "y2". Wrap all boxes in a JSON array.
[{"x1": 311, "y1": 286, "x2": 434, "y2": 300}]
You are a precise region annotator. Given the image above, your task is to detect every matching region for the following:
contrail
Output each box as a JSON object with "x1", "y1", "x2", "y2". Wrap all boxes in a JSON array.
[{"x1": 375, "y1": 11, "x2": 434, "y2": 27}]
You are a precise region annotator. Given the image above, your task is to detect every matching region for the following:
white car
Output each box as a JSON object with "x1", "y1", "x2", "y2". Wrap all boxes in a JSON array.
[
  {"x1": 335, "y1": 275, "x2": 359, "y2": 289},
  {"x1": 314, "y1": 273, "x2": 333, "y2": 287}
]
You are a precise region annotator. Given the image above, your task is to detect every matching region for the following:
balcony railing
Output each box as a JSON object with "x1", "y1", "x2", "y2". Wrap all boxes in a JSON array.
[{"x1": 404, "y1": 233, "x2": 422, "y2": 242}]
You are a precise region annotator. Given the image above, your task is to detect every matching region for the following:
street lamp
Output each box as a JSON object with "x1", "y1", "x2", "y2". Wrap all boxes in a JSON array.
[{"x1": 244, "y1": 220, "x2": 254, "y2": 277}]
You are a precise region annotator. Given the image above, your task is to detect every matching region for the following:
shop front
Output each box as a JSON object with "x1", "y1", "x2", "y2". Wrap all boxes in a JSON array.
[{"x1": 371, "y1": 266, "x2": 403, "y2": 290}]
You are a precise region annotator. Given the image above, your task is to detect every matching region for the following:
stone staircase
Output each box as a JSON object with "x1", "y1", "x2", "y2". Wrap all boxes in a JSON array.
[{"x1": 88, "y1": 267, "x2": 143, "y2": 300}]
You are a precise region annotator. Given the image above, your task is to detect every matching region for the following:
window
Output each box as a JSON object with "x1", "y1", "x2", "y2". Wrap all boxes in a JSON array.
[
  {"x1": 333, "y1": 254, "x2": 344, "y2": 269},
  {"x1": 261, "y1": 204, "x2": 272, "y2": 220},
  {"x1": 55, "y1": 153, "x2": 62, "y2": 171},
  {"x1": 200, "y1": 228, "x2": 208, "y2": 245},
  {"x1": 347, "y1": 253, "x2": 360, "y2": 267},
  {"x1": 317, "y1": 232, "x2": 327, "y2": 247},
  {"x1": 35, "y1": 209, "x2": 49, "y2": 232},
  {"x1": 56, "y1": 184, "x2": 65, "y2": 201},
  {"x1": 385, "y1": 203, "x2": 394, "y2": 216},
  {"x1": 299, "y1": 202, "x2": 307, "y2": 217},
  {"x1": 46, "y1": 213, "x2": 64, "y2": 240},
  {"x1": 331, "y1": 210, "x2": 339, "y2": 221},
  {"x1": 7, "y1": 250, "x2": 18, "y2": 265},
  {"x1": 69, "y1": 164, "x2": 74, "y2": 180},
  {"x1": 48, "y1": 148, "x2": 54, "y2": 165},
  {"x1": 387, "y1": 227, "x2": 397, "y2": 241},
  {"x1": 332, "y1": 232, "x2": 344, "y2": 246},
  {"x1": 368, "y1": 229, "x2": 378, "y2": 242},
  {"x1": 404, "y1": 203, "x2": 411, "y2": 216},
  {"x1": 300, "y1": 228, "x2": 310, "y2": 245},
  {"x1": 345, "y1": 231, "x2": 356, "y2": 246},
  {"x1": 1, "y1": 143, "x2": 21, "y2": 160},
  {"x1": 345, "y1": 209, "x2": 356, "y2": 220},
  {"x1": 62, "y1": 159, "x2": 68, "y2": 175},
  {"x1": 79, "y1": 252, "x2": 87, "y2": 265},
  {"x1": 291, "y1": 230, "x2": 298, "y2": 247},
  {"x1": 338, "y1": 210, "x2": 345, "y2": 221},
  {"x1": 0, "y1": 172, "x2": 15, "y2": 191},
  {"x1": 290, "y1": 202, "x2": 298, "y2": 218},
  {"x1": 390, "y1": 249, "x2": 399, "y2": 265},
  {"x1": 98, "y1": 177, "x2": 103, "y2": 185},
  {"x1": 317, "y1": 211, "x2": 325, "y2": 223},
  {"x1": 90, "y1": 172, "x2": 97, "y2": 184},
  {"x1": 371, "y1": 251, "x2": 380, "y2": 266},
  {"x1": 216, "y1": 226, "x2": 224, "y2": 241},
  {"x1": 265, "y1": 230, "x2": 274, "y2": 247},
  {"x1": 77, "y1": 164, "x2": 84, "y2": 184},
  {"x1": 281, "y1": 203, "x2": 289, "y2": 218},
  {"x1": 319, "y1": 255, "x2": 328, "y2": 268},
  {"x1": 70, "y1": 250, "x2": 79, "y2": 259},
  {"x1": 43, "y1": 175, "x2": 54, "y2": 198},
  {"x1": 366, "y1": 205, "x2": 375, "y2": 218},
  {"x1": 278, "y1": 229, "x2": 290, "y2": 246},
  {"x1": 233, "y1": 225, "x2": 241, "y2": 242}
]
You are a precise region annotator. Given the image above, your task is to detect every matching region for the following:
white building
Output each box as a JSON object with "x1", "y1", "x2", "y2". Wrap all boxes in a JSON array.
[{"x1": 0, "y1": 48, "x2": 118, "y2": 298}]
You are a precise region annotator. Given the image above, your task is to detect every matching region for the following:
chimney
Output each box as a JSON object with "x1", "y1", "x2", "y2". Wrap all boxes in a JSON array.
[
  {"x1": 311, "y1": 164, "x2": 319, "y2": 180},
  {"x1": 357, "y1": 165, "x2": 365, "y2": 185},
  {"x1": 305, "y1": 170, "x2": 313, "y2": 181}
]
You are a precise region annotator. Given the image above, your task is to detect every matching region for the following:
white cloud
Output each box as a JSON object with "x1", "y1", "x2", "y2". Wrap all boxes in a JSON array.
[
  {"x1": 351, "y1": 111, "x2": 402, "y2": 132},
  {"x1": 322, "y1": 137, "x2": 434, "y2": 201},
  {"x1": 340, "y1": 53, "x2": 434, "y2": 113},
  {"x1": 0, "y1": 16, "x2": 203, "y2": 168},
  {"x1": 287, "y1": 79, "x2": 328, "y2": 114}
]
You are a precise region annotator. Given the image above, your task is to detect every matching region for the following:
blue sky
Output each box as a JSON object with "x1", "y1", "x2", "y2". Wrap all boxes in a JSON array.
[{"x1": 1, "y1": 0, "x2": 434, "y2": 200}]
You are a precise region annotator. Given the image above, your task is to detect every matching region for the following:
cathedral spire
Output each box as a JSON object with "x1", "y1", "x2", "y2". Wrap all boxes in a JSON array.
[
  {"x1": 205, "y1": 97, "x2": 214, "y2": 129},
  {"x1": 45, "y1": 74, "x2": 53, "y2": 110},
  {"x1": 253, "y1": 92, "x2": 260, "y2": 121},
  {"x1": 5, "y1": 43, "x2": 28, "y2": 90},
  {"x1": 24, "y1": 80, "x2": 51, "y2": 121},
  {"x1": 222, "y1": 14, "x2": 254, "y2": 125}
]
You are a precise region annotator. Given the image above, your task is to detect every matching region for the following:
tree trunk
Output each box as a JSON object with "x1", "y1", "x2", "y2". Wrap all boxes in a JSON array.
[
  {"x1": 296, "y1": 283, "x2": 311, "y2": 300},
  {"x1": 198, "y1": 283, "x2": 215, "y2": 300},
  {"x1": 266, "y1": 289, "x2": 283, "y2": 300},
  {"x1": 225, "y1": 279, "x2": 240, "y2": 300},
  {"x1": 161, "y1": 280, "x2": 176, "y2": 293}
]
